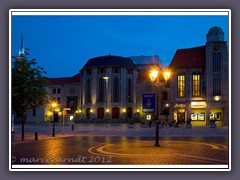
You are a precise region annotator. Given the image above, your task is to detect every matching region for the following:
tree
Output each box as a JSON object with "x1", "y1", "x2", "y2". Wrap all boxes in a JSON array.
[{"x1": 12, "y1": 50, "x2": 48, "y2": 141}]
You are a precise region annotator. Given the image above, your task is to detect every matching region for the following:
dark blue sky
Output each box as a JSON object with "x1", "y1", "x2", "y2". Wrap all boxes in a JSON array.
[{"x1": 11, "y1": 14, "x2": 229, "y2": 77}]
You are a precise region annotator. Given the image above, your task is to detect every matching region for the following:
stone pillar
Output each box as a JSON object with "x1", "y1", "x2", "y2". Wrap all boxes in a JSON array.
[
  {"x1": 169, "y1": 103, "x2": 174, "y2": 123},
  {"x1": 187, "y1": 103, "x2": 191, "y2": 121},
  {"x1": 206, "y1": 104, "x2": 210, "y2": 126}
]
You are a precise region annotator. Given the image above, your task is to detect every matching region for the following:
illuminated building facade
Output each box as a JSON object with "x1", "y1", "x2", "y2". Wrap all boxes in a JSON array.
[
  {"x1": 168, "y1": 26, "x2": 229, "y2": 126},
  {"x1": 24, "y1": 26, "x2": 229, "y2": 126}
]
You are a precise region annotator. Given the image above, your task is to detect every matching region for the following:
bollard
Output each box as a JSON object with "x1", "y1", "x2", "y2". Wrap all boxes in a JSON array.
[
  {"x1": 155, "y1": 121, "x2": 160, "y2": 147},
  {"x1": 35, "y1": 132, "x2": 38, "y2": 140},
  {"x1": 71, "y1": 123, "x2": 74, "y2": 131}
]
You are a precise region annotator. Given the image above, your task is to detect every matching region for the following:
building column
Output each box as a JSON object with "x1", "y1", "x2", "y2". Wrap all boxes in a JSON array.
[
  {"x1": 223, "y1": 102, "x2": 229, "y2": 126},
  {"x1": 169, "y1": 103, "x2": 174, "y2": 123},
  {"x1": 206, "y1": 104, "x2": 210, "y2": 126},
  {"x1": 187, "y1": 103, "x2": 191, "y2": 122}
]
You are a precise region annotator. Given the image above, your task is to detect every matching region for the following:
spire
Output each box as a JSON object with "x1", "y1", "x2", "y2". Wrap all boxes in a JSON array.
[{"x1": 19, "y1": 33, "x2": 25, "y2": 56}]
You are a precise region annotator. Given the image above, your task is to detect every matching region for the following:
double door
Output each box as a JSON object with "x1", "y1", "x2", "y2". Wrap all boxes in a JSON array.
[{"x1": 177, "y1": 112, "x2": 185, "y2": 125}]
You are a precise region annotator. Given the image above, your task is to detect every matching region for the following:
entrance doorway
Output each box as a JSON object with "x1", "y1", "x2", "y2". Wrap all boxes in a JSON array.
[
  {"x1": 97, "y1": 107, "x2": 104, "y2": 119},
  {"x1": 127, "y1": 107, "x2": 132, "y2": 119},
  {"x1": 177, "y1": 112, "x2": 185, "y2": 125},
  {"x1": 112, "y1": 107, "x2": 120, "y2": 119},
  {"x1": 86, "y1": 108, "x2": 90, "y2": 119}
]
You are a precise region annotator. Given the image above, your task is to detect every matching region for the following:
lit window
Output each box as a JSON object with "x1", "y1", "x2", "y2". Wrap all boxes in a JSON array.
[
  {"x1": 192, "y1": 74, "x2": 201, "y2": 97},
  {"x1": 177, "y1": 75, "x2": 185, "y2": 97}
]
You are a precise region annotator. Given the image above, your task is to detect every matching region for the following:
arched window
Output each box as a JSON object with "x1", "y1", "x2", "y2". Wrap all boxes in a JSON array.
[
  {"x1": 97, "y1": 107, "x2": 105, "y2": 119},
  {"x1": 127, "y1": 107, "x2": 132, "y2": 119},
  {"x1": 112, "y1": 107, "x2": 120, "y2": 119}
]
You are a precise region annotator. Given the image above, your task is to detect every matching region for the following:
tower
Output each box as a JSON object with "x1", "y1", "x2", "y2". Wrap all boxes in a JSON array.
[
  {"x1": 19, "y1": 33, "x2": 25, "y2": 56},
  {"x1": 205, "y1": 26, "x2": 229, "y2": 125}
]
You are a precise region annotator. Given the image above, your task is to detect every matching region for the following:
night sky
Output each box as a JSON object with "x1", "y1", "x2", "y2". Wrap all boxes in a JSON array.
[{"x1": 11, "y1": 12, "x2": 229, "y2": 78}]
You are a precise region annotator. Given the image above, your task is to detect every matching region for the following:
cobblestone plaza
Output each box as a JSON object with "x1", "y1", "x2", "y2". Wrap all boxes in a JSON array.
[{"x1": 11, "y1": 123, "x2": 229, "y2": 170}]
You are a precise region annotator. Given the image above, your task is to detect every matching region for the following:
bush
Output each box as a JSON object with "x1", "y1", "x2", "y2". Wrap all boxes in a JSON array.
[
  {"x1": 210, "y1": 119, "x2": 216, "y2": 124},
  {"x1": 186, "y1": 118, "x2": 192, "y2": 124}
]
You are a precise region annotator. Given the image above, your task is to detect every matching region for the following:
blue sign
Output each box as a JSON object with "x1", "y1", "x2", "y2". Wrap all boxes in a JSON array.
[{"x1": 142, "y1": 94, "x2": 155, "y2": 113}]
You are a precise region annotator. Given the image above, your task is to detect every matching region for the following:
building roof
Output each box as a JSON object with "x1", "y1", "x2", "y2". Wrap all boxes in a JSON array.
[
  {"x1": 45, "y1": 73, "x2": 80, "y2": 85},
  {"x1": 208, "y1": 26, "x2": 224, "y2": 34},
  {"x1": 82, "y1": 55, "x2": 135, "y2": 70},
  {"x1": 169, "y1": 46, "x2": 206, "y2": 69},
  {"x1": 130, "y1": 55, "x2": 163, "y2": 67}
]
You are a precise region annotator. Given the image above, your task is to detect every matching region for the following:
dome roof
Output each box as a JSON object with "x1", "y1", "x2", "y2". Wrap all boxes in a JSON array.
[
  {"x1": 208, "y1": 26, "x2": 224, "y2": 34},
  {"x1": 82, "y1": 55, "x2": 135, "y2": 69}
]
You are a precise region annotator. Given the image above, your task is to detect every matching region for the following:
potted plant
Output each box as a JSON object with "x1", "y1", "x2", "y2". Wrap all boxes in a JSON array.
[
  {"x1": 210, "y1": 119, "x2": 217, "y2": 128},
  {"x1": 185, "y1": 118, "x2": 192, "y2": 128}
]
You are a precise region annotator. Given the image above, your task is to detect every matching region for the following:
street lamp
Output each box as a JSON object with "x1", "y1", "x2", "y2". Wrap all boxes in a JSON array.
[
  {"x1": 102, "y1": 76, "x2": 109, "y2": 127},
  {"x1": 51, "y1": 101, "x2": 57, "y2": 137},
  {"x1": 149, "y1": 69, "x2": 171, "y2": 147}
]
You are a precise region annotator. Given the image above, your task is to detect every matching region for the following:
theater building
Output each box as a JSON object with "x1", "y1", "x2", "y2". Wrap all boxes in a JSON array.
[
  {"x1": 79, "y1": 55, "x2": 166, "y2": 122},
  {"x1": 168, "y1": 26, "x2": 229, "y2": 126},
  {"x1": 79, "y1": 55, "x2": 137, "y2": 121},
  {"x1": 24, "y1": 26, "x2": 229, "y2": 126}
]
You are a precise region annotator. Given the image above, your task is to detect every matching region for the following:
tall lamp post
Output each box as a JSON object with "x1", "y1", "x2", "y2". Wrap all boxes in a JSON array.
[
  {"x1": 51, "y1": 102, "x2": 57, "y2": 137},
  {"x1": 103, "y1": 76, "x2": 109, "y2": 127},
  {"x1": 149, "y1": 69, "x2": 170, "y2": 147}
]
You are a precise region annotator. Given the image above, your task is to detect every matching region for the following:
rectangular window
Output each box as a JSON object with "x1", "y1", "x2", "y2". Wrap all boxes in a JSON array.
[
  {"x1": 57, "y1": 88, "x2": 61, "y2": 94},
  {"x1": 127, "y1": 68, "x2": 133, "y2": 74},
  {"x1": 86, "y1": 68, "x2": 92, "y2": 75},
  {"x1": 112, "y1": 77, "x2": 120, "y2": 102},
  {"x1": 69, "y1": 88, "x2": 75, "y2": 94},
  {"x1": 127, "y1": 79, "x2": 133, "y2": 102},
  {"x1": 112, "y1": 67, "x2": 120, "y2": 74},
  {"x1": 213, "y1": 52, "x2": 221, "y2": 73},
  {"x1": 53, "y1": 88, "x2": 56, "y2": 94},
  {"x1": 213, "y1": 74, "x2": 221, "y2": 96},
  {"x1": 177, "y1": 75, "x2": 185, "y2": 97},
  {"x1": 98, "y1": 78, "x2": 105, "y2": 102},
  {"x1": 86, "y1": 79, "x2": 92, "y2": 103},
  {"x1": 98, "y1": 68, "x2": 106, "y2": 74},
  {"x1": 192, "y1": 74, "x2": 201, "y2": 97},
  {"x1": 57, "y1": 97, "x2": 61, "y2": 104},
  {"x1": 212, "y1": 52, "x2": 222, "y2": 96},
  {"x1": 33, "y1": 108, "x2": 36, "y2": 116},
  {"x1": 162, "y1": 91, "x2": 168, "y2": 100}
]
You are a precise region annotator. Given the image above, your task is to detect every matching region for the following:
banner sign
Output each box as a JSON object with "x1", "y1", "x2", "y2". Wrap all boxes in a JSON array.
[{"x1": 142, "y1": 94, "x2": 155, "y2": 113}]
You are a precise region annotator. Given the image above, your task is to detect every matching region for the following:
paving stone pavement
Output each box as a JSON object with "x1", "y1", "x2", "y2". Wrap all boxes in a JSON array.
[
  {"x1": 11, "y1": 123, "x2": 229, "y2": 142},
  {"x1": 11, "y1": 123, "x2": 229, "y2": 169}
]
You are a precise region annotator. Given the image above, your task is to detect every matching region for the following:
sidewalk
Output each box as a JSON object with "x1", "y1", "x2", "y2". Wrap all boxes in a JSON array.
[{"x1": 11, "y1": 123, "x2": 229, "y2": 143}]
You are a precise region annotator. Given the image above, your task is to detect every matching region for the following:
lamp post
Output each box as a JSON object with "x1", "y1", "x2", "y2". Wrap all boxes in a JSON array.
[
  {"x1": 149, "y1": 69, "x2": 170, "y2": 147},
  {"x1": 103, "y1": 76, "x2": 109, "y2": 127},
  {"x1": 51, "y1": 102, "x2": 57, "y2": 137}
]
